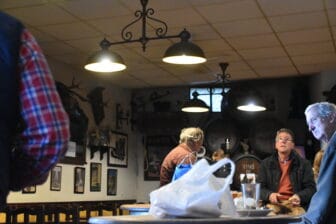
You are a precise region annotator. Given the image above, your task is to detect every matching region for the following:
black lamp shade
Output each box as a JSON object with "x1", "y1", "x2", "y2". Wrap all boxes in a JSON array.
[
  {"x1": 237, "y1": 95, "x2": 266, "y2": 112},
  {"x1": 163, "y1": 41, "x2": 206, "y2": 64},
  {"x1": 84, "y1": 49, "x2": 126, "y2": 72},
  {"x1": 182, "y1": 98, "x2": 209, "y2": 113}
]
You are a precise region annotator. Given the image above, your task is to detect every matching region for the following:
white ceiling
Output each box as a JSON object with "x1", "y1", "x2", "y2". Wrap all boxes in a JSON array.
[{"x1": 1, "y1": 0, "x2": 336, "y2": 89}]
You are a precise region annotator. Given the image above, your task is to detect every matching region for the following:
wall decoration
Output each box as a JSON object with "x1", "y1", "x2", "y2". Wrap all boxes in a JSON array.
[
  {"x1": 50, "y1": 166, "x2": 62, "y2": 191},
  {"x1": 74, "y1": 167, "x2": 85, "y2": 194},
  {"x1": 116, "y1": 103, "x2": 129, "y2": 130},
  {"x1": 87, "y1": 86, "x2": 106, "y2": 126},
  {"x1": 144, "y1": 135, "x2": 177, "y2": 180},
  {"x1": 90, "y1": 162, "x2": 102, "y2": 192},
  {"x1": 108, "y1": 131, "x2": 128, "y2": 167},
  {"x1": 56, "y1": 80, "x2": 88, "y2": 165},
  {"x1": 59, "y1": 141, "x2": 87, "y2": 165},
  {"x1": 22, "y1": 185, "x2": 36, "y2": 194},
  {"x1": 107, "y1": 169, "x2": 118, "y2": 195},
  {"x1": 88, "y1": 129, "x2": 109, "y2": 160}
]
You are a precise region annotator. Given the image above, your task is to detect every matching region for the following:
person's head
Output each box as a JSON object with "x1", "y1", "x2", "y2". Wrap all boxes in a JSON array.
[
  {"x1": 305, "y1": 102, "x2": 336, "y2": 142},
  {"x1": 275, "y1": 128, "x2": 295, "y2": 155},
  {"x1": 212, "y1": 149, "x2": 225, "y2": 161},
  {"x1": 179, "y1": 127, "x2": 204, "y2": 152}
]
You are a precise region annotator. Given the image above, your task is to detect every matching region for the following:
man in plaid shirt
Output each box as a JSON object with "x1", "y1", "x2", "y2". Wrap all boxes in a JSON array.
[{"x1": 0, "y1": 11, "x2": 69, "y2": 204}]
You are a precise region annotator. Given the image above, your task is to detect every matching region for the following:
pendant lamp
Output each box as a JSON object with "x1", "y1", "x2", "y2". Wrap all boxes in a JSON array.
[{"x1": 182, "y1": 91, "x2": 209, "y2": 113}]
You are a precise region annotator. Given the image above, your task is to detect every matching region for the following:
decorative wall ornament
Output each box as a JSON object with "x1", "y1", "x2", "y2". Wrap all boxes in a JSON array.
[
  {"x1": 108, "y1": 131, "x2": 128, "y2": 168},
  {"x1": 87, "y1": 87, "x2": 107, "y2": 126},
  {"x1": 88, "y1": 129, "x2": 109, "y2": 160},
  {"x1": 116, "y1": 103, "x2": 129, "y2": 130},
  {"x1": 56, "y1": 78, "x2": 88, "y2": 165}
]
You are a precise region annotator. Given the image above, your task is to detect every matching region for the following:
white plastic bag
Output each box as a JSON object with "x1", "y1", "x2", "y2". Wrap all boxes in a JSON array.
[{"x1": 149, "y1": 158, "x2": 236, "y2": 218}]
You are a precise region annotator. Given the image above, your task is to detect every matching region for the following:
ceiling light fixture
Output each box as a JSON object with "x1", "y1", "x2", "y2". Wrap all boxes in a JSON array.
[
  {"x1": 182, "y1": 91, "x2": 209, "y2": 113},
  {"x1": 84, "y1": 0, "x2": 206, "y2": 73},
  {"x1": 237, "y1": 93, "x2": 266, "y2": 112}
]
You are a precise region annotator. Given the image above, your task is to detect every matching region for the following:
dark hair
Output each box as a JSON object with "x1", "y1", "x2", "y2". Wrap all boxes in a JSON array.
[{"x1": 276, "y1": 128, "x2": 295, "y2": 142}]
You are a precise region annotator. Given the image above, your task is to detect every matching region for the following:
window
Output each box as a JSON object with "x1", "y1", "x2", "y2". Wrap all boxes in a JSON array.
[{"x1": 190, "y1": 87, "x2": 223, "y2": 112}]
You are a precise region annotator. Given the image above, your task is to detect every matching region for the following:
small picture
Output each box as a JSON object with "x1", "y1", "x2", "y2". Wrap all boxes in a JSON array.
[
  {"x1": 107, "y1": 131, "x2": 128, "y2": 168},
  {"x1": 22, "y1": 185, "x2": 36, "y2": 194},
  {"x1": 107, "y1": 169, "x2": 118, "y2": 195},
  {"x1": 50, "y1": 166, "x2": 62, "y2": 191},
  {"x1": 74, "y1": 167, "x2": 85, "y2": 194},
  {"x1": 90, "y1": 163, "x2": 102, "y2": 192}
]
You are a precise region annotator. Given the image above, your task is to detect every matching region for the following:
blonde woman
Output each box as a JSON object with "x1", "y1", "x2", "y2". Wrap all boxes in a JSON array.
[{"x1": 159, "y1": 127, "x2": 204, "y2": 186}]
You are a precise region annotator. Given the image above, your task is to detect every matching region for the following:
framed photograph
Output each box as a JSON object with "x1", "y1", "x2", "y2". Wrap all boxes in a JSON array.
[
  {"x1": 90, "y1": 163, "x2": 102, "y2": 192},
  {"x1": 107, "y1": 131, "x2": 128, "y2": 167},
  {"x1": 107, "y1": 169, "x2": 118, "y2": 195},
  {"x1": 59, "y1": 140, "x2": 86, "y2": 165},
  {"x1": 144, "y1": 135, "x2": 177, "y2": 180},
  {"x1": 50, "y1": 166, "x2": 62, "y2": 191},
  {"x1": 22, "y1": 185, "x2": 36, "y2": 194},
  {"x1": 74, "y1": 167, "x2": 85, "y2": 194}
]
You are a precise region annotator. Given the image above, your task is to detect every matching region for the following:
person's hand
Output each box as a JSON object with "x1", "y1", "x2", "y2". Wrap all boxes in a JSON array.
[
  {"x1": 288, "y1": 194, "x2": 301, "y2": 206},
  {"x1": 269, "y1": 193, "x2": 281, "y2": 203}
]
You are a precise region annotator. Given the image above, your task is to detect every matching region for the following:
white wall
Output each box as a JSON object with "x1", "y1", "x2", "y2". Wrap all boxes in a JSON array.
[{"x1": 7, "y1": 59, "x2": 139, "y2": 203}]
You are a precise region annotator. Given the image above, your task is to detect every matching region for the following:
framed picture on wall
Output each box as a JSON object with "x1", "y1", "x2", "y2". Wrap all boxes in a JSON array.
[
  {"x1": 74, "y1": 167, "x2": 85, "y2": 194},
  {"x1": 59, "y1": 140, "x2": 87, "y2": 165},
  {"x1": 107, "y1": 131, "x2": 128, "y2": 168},
  {"x1": 107, "y1": 169, "x2": 117, "y2": 196},
  {"x1": 90, "y1": 162, "x2": 102, "y2": 192},
  {"x1": 22, "y1": 185, "x2": 36, "y2": 194},
  {"x1": 144, "y1": 135, "x2": 177, "y2": 180},
  {"x1": 50, "y1": 165, "x2": 62, "y2": 191}
]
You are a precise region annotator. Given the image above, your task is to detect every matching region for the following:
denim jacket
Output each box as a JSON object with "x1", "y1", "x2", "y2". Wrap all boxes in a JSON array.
[{"x1": 299, "y1": 132, "x2": 336, "y2": 224}]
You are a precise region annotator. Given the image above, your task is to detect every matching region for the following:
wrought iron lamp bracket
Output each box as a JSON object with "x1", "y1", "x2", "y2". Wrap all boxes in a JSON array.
[{"x1": 98, "y1": 0, "x2": 190, "y2": 52}]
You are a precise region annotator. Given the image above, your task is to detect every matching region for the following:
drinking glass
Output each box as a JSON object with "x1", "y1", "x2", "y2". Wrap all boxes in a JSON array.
[{"x1": 241, "y1": 183, "x2": 260, "y2": 209}]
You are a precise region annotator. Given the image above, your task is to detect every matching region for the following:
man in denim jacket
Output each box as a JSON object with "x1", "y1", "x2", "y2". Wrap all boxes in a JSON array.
[{"x1": 295, "y1": 102, "x2": 336, "y2": 224}]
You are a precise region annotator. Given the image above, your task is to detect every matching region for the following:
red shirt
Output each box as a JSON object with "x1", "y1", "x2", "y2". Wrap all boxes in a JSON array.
[{"x1": 277, "y1": 160, "x2": 294, "y2": 200}]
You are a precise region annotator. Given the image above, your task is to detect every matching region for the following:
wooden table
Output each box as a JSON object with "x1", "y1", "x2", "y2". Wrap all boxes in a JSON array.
[
  {"x1": 88, "y1": 214, "x2": 301, "y2": 224},
  {"x1": 119, "y1": 204, "x2": 150, "y2": 215}
]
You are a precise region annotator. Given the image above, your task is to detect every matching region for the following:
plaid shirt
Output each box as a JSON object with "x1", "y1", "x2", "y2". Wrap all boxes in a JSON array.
[{"x1": 10, "y1": 28, "x2": 70, "y2": 190}]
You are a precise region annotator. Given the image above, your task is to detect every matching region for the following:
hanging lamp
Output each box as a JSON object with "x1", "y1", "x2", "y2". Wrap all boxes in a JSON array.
[
  {"x1": 84, "y1": 0, "x2": 206, "y2": 73},
  {"x1": 182, "y1": 91, "x2": 209, "y2": 113}
]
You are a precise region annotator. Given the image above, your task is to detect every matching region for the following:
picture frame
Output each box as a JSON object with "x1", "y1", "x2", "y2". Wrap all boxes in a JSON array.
[
  {"x1": 90, "y1": 162, "x2": 102, "y2": 192},
  {"x1": 107, "y1": 169, "x2": 118, "y2": 195},
  {"x1": 107, "y1": 131, "x2": 128, "y2": 168},
  {"x1": 74, "y1": 167, "x2": 85, "y2": 194},
  {"x1": 50, "y1": 166, "x2": 62, "y2": 191},
  {"x1": 59, "y1": 140, "x2": 86, "y2": 165},
  {"x1": 144, "y1": 135, "x2": 177, "y2": 180},
  {"x1": 22, "y1": 185, "x2": 36, "y2": 194}
]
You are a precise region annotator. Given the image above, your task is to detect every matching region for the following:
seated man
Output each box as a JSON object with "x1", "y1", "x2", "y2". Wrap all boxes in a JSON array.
[
  {"x1": 212, "y1": 148, "x2": 226, "y2": 161},
  {"x1": 256, "y1": 128, "x2": 316, "y2": 213}
]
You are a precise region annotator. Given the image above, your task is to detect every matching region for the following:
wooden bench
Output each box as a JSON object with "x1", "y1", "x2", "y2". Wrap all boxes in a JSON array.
[{"x1": 0, "y1": 200, "x2": 135, "y2": 224}]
